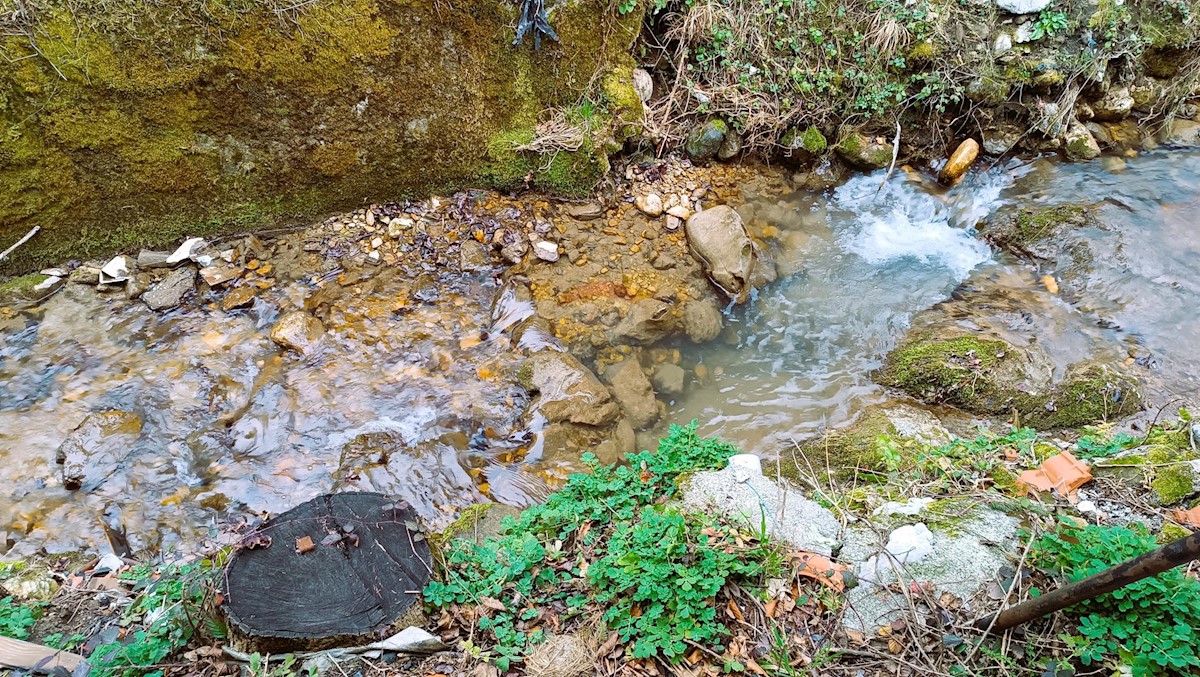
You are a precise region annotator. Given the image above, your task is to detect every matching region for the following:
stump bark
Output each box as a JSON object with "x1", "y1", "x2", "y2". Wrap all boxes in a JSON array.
[{"x1": 221, "y1": 492, "x2": 431, "y2": 653}]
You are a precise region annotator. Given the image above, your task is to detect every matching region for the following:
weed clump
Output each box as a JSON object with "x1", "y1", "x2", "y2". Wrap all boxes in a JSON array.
[
  {"x1": 1031, "y1": 522, "x2": 1200, "y2": 676},
  {"x1": 423, "y1": 422, "x2": 781, "y2": 670}
]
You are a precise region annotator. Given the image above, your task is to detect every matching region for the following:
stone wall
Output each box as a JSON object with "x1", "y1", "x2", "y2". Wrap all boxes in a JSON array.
[{"x1": 0, "y1": 0, "x2": 643, "y2": 273}]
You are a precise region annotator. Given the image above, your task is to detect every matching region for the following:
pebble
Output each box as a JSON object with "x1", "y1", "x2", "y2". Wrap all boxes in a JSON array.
[
  {"x1": 534, "y1": 241, "x2": 560, "y2": 262},
  {"x1": 666, "y1": 205, "x2": 692, "y2": 220},
  {"x1": 221, "y1": 285, "x2": 257, "y2": 311},
  {"x1": 665, "y1": 215, "x2": 683, "y2": 231},
  {"x1": 635, "y1": 193, "x2": 663, "y2": 217},
  {"x1": 143, "y1": 267, "x2": 196, "y2": 310}
]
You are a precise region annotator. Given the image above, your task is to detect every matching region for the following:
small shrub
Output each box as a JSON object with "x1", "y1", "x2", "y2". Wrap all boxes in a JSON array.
[
  {"x1": 1031, "y1": 522, "x2": 1200, "y2": 676},
  {"x1": 1030, "y1": 9, "x2": 1070, "y2": 40},
  {"x1": 424, "y1": 422, "x2": 778, "y2": 670},
  {"x1": 0, "y1": 596, "x2": 42, "y2": 639}
]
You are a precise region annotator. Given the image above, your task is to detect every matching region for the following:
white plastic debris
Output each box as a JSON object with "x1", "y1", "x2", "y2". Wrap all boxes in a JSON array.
[
  {"x1": 99, "y1": 256, "x2": 131, "y2": 284},
  {"x1": 95, "y1": 552, "x2": 125, "y2": 574},
  {"x1": 165, "y1": 237, "x2": 207, "y2": 265},
  {"x1": 873, "y1": 497, "x2": 935, "y2": 517}
]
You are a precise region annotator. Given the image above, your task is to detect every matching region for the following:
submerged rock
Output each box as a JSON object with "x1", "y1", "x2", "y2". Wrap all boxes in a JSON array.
[
  {"x1": 519, "y1": 352, "x2": 619, "y2": 427},
  {"x1": 269, "y1": 310, "x2": 326, "y2": 355},
  {"x1": 606, "y1": 359, "x2": 660, "y2": 430},
  {"x1": 651, "y1": 362, "x2": 686, "y2": 395},
  {"x1": 978, "y1": 202, "x2": 1099, "y2": 257},
  {"x1": 55, "y1": 411, "x2": 143, "y2": 490},
  {"x1": 685, "y1": 205, "x2": 757, "y2": 302}
]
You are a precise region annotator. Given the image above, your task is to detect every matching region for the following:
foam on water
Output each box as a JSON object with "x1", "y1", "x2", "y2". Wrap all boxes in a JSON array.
[{"x1": 831, "y1": 170, "x2": 1002, "y2": 278}]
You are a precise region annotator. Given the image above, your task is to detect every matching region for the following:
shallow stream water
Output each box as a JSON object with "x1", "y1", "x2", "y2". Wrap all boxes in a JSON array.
[{"x1": 2, "y1": 151, "x2": 1198, "y2": 556}]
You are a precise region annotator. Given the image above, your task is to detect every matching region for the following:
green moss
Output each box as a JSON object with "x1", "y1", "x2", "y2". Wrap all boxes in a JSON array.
[
  {"x1": 906, "y1": 41, "x2": 939, "y2": 63},
  {"x1": 877, "y1": 334, "x2": 1009, "y2": 409},
  {"x1": 1020, "y1": 366, "x2": 1141, "y2": 429},
  {"x1": 965, "y1": 76, "x2": 1011, "y2": 105},
  {"x1": 0, "y1": 273, "x2": 50, "y2": 305},
  {"x1": 1149, "y1": 447, "x2": 1196, "y2": 506},
  {"x1": 439, "y1": 503, "x2": 498, "y2": 542},
  {"x1": 800, "y1": 126, "x2": 827, "y2": 153},
  {"x1": 0, "y1": 0, "x2": 644, "y2": 274},
  {"x1": 1159, "y1": 522, "x2": 1192, "y2": 544},
  {"x1": 987, "y1": 204, "x2": 1094, "y2": 251}
]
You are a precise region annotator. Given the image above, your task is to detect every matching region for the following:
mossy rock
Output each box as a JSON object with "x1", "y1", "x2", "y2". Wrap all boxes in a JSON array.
[
  {"x1": 685, "y1": 119, "x2": 728, "y2": 161},
  {"x1": 0, "y1": 272, "x2": 53, "y2": 305},
  {"x1": 834, "y1": 132, "x2": 893, "y2": 169},
  {"x1": 978, "y1": 203, "x2": 1099, "y2": 256},
  {"x1": 1148, "y1": 446, "x2": 1198, "y2": 506},
  {"x1": 0, "y1": 0, "x2": 644, "y2": 274},
  {"x1": 437, "y1": 502, "x2": 521, "y2": 545},
  {"x1": 778, "y1": 404, "x2": 949, "y2": 482},
  {"x1": 878, "y1": 332, "x2": 1142, "y2": 428}
]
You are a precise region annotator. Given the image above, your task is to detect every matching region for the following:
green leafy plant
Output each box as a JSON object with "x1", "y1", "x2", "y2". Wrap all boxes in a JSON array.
[
  {"x1": 1031, "y1": 522, "x2": 1200, "y2": 676},
  {"x1": 248, "y1": 652, "x2": 318, "y2": 677},
  {"x1": 1030, "y1": 9, "x2": 1069, "y2": 40},
  {"x1": 1075, "y1": 431, "x2": 1137, "y2": 459},
  {"x1": 0, "y1": 596, "x2": 43, "y2": 639},
  {"x1": 425, "y1": 422, "x2": 776, "y2": 670},
  {"x1": 89, "y1": 554, "x2": 227, "y2": 677}
]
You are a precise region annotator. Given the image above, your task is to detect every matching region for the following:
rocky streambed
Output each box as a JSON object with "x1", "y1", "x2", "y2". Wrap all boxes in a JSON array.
[{"x1": 2, "y1": 148, "x2": 1200, "y2": 559}]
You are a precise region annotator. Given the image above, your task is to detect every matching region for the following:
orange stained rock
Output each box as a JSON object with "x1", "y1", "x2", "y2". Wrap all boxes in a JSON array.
[{"x1": 1018, "y1": 450, "x2": 1092, "y2": 496}]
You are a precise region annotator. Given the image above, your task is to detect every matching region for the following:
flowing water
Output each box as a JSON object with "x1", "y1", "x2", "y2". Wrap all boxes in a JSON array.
[
  {"x1": 671, "y1": 151, "x2": 1200, "y2": 454},
  {"x1": 2, "y1": 151, "x2": 1199, "y2": 556}
]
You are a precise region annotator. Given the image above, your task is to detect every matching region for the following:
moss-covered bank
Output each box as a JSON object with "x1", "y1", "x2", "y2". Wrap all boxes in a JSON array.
[{"x1": 0, "y1": 0, "x2": 643, "y2": 274}]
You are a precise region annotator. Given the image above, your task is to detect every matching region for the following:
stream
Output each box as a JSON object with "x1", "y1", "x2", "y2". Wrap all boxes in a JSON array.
[{"x1": 2, "y1": 151, "x2": 1198, "y2": 557}]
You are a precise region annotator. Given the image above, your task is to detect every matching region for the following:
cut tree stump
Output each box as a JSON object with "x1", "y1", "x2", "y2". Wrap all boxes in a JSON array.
[{"x1": 221, "y1": 492, "x2": 431, "y2": 653}]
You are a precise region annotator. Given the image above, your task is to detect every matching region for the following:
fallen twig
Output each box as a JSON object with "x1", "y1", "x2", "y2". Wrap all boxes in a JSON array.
[{"x1": 0, "y1": 225, "x2": 40, "y2": 263}]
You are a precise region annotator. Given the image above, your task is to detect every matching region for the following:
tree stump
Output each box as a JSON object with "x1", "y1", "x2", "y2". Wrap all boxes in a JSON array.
[{"x1": 221, "y1": 492, "x2": 431, "y2": 653}]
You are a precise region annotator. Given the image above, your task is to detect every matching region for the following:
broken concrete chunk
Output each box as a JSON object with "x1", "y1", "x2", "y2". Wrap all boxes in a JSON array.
[
  {"x1": 166, "y1": 237, "x2": 207, "y2": 265},
  {"x1": 99, "y1": 256, "x2": 132, "y2": 285},
  {"x1": 143, "y1": 267, "x2": 196, "y2": 310}
]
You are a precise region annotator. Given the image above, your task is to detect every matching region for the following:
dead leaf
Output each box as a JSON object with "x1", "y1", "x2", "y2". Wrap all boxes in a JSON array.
[
  {"x1": 1173, "y1": 506, "x2": 1200, "y2": 529},
  {"x1": 726, "y1": 599, "x2": 745, "y2": 622},
  {"x1": 745, "y1": 657, "x2": 767, "y2": 675},
  {"x1": 597, "y1": 631, "x2": 621, "y2": 657},
  {"x1": 764, "y1": 599, "x2": 778, "y2": 618},
  {"x1": 295, "y1": 536, "x2": 315, "y2": 554},
  {"x1": 479, "y1": 596, "x2": 506, "y2": 612}
]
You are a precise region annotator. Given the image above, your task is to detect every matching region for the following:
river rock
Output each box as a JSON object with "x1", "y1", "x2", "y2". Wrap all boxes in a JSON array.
[
  {"x1": 143, "y1": 267, "x2": 196, "y2": 310},
  {"x1": 1157, "y1": 119, "x2": 1200, "y2": 147},
  {"x1": 634, "y1": 192, "x2": 663, "y2": 217},
  {"x1": 937, "y1": 138, "x2": 979, "y2": 185},
  {"x1": 610, "y1": 298, "x2": 674, "y2": 345},
  {"x1": 835, "y1": 132, "x2": 894, "y2": 169},
  {"x1": 270, "y1": 310, "x2": 325, "y2": 355},
  {"x1": 685, "y1": 119, "x2": 728, "y2": 162},
  {"x1": 458, "y1": 240, "x2": 492, "y2": 271},
  {"x1": 992, "y1": 32, "x2": 1013, "y2": 54},
  {"x1": 995, "y1": 0, "x2": 1050, "y2": 14},
  {"x1": 878, "y1": 328, "x2": 1141, "y2": 428},
  {"x1": 68, "y1": 265, "x2": 102, "y2": 285},
  {"x1": 682, "y1": 297, "x2": 724, "y2": 343},
  {"x1": 780, "y1": 126, "x2": 828, "y2": 164},
  {"x1": 651, "y1": 362, "x2": 686, "y2": 395},
  {"x1": 1091, "y1": 86, "x2": 1134, "y2": 122},
  {"x1": 717, "y1": 129, "x2": 743, "y2": 160},
  {"x1": 1063, "y1": 119, "x2": 1101, "y2": 161},
  {"x1": 685, "y1": 205, "x2": 756, "y2": 302},
  {"x1": 682, "y1": 454, "x2": 840, "y2": 555},
  {"x1": 983, "y1": 123, "x2": 1023, "y2": 155},
  {"x1": 564, "y1": 202, "x2": 605, "y2": 220},
  {"x1": 533, "y1": 241, "x2": 560, "y2": 262},
  {"x1": 136, "y1": 249, "x2": 177, "y2": 269},
  {"x1": 606, "y1": 359, "x2": 660, "y2": 430},
  {"x1": 221, "y1": 285, "x2": 257, "y2": 311},
  {"x1": 519, "y1": 351, "x2": 620, "y2": 427},
  {"x1": 55, "y1": 411, "x2": 143, "y2": 490},
  {"x1": 125, "y1": 273, "x2": 151, "y2": 300}
]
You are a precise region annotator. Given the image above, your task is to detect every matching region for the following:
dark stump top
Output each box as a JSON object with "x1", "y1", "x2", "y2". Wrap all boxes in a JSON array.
[{"x1": 221, "y1": 492, "x2": 431, "y2": 653}]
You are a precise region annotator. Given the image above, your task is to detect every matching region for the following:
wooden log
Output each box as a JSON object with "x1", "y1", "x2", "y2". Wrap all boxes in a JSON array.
[
  {"x1": 221, "y1": 492, "x2": 431, "y2": 653},
  {"x1": 974, "y1": 529, "x2": 1200, "y2": 633}
]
